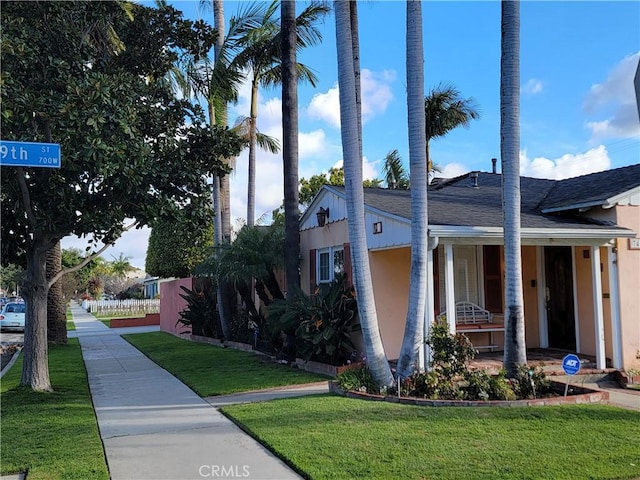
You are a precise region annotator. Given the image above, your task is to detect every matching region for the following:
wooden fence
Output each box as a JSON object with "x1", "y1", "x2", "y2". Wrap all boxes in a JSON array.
[{"x1": 82, "y1": 299, "x2": 160, "y2": 317}]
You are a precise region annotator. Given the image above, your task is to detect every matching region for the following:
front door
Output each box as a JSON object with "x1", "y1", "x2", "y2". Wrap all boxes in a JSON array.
[{"x1": 544, "y1": 246, "x2": 576, "y2": 351}]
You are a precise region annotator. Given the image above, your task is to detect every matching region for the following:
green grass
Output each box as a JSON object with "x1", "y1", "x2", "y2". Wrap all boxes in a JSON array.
[
  {"x1": 222, "y1": 395, "x2": 640, "y2": 480},
  {"x1": 627, "y1": 383, "x2": 640, "y2": 391},
  {"x1": 0, "y1": 340, "x2": 109, "y2": 480},
  {"x1": 100, "y1": 319, "x2": 110, "y2": 328},
  {"x1": 122, "y1": 331, "x2": 327, "y2": 396}
]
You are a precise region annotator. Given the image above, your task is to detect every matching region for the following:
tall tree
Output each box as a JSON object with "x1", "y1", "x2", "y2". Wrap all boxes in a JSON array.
[
  {"x1": 501, "y1": 0, "x2": 527, "y2": 376},
  {"x1": 382, "y1": 149, "x2": 410, "y2": 189},
  {"x1": 396, "y1": 0, "x2": 429, "y2": 379},
  {"x1": 1, "y1": 1, "x2": 242, "y2": 390},
  {"x1": 233, "y1": 1, "x2": 328, "y2": 226},
  {"x1": 281, "y1": 0, "x2": 301, "y2": 297},
  {"x1": 334, "y1": 0, "x2": 394, "y2": 388},
  {"x1": 425, "y1": 83, "x2": 480, "y2": 172}
]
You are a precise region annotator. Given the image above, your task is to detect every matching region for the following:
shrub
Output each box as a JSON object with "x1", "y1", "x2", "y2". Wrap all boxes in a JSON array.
[
  {"x1": 177, "y1": 283, "x2": 219, "y2": 338},
  {"x1": 337, "y1": 366, "x2": 378, "y2": 394},
  {"x1": 463, "y1": 369, "x2": 515, "y2": 401},
  {"x1": 508, "y1": 364, "x2": 551, "y2": 399},
  {"x1": 268, "y1": 273, "x2": 358, "y2": 366}
]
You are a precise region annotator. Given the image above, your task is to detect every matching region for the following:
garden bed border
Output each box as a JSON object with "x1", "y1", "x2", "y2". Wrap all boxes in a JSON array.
[{"x1": 328, "y1": 380, "x2": 610, "y2": 407}]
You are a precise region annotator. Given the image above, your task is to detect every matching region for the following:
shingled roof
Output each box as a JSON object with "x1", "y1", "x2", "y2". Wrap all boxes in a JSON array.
[
  {"x1": 329, "y1": 164, "x2": 639, "y2": 231},
  {"x1": 539, "y1": 163, "x2": 640, "y2": 212}
]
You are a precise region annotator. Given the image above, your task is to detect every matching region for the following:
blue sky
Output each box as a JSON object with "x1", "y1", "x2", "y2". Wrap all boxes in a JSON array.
[{"x1": 64, "y1": 1, "x2": 640, "y2": 270}]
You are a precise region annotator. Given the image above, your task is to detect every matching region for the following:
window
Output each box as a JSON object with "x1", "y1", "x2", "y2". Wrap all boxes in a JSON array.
[{"x1": 317, "y1": 246, "x2": 344, "y2": 284}]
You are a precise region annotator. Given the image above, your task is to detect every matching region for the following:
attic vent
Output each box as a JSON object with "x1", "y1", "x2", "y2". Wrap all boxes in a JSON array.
[{"x1": 469, "y1": 171, "x2": 479, "y2": 188}]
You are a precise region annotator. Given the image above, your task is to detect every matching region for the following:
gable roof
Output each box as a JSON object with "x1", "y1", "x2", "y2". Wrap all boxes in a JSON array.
[{"x1": 539, "y1": 163, "x2": 640, "y2": 213}]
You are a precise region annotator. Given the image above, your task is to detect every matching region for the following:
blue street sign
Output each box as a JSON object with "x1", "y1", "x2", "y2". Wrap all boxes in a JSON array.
[
  {"x1": 562, "y1": 354, "x2": 581, "y2": 375},
  {"x1": 0, "y1": 140, "x2": 61, "y2": 168}
]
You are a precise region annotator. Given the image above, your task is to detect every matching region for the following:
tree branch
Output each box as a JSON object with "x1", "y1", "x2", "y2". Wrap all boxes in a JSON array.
[
  {"x1": 15, "y1": 167, "x2": 38, "y2": 231},
  {"x1": 47, "y1": 220, "x2": 139, "y2": 288}
]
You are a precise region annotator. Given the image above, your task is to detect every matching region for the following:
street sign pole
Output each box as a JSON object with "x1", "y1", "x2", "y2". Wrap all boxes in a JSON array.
[{"x1": 0, "y1": 140, "x2": 61, "y2": 168}]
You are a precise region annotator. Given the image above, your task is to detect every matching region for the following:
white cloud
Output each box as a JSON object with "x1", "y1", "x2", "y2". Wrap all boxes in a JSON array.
[
  {"x1": 438, "y1": 163, "x2": 469, "y2": 179},
  {"x1": 519, "y1": 145, "x2": 611, "y2": 180},
  {"x1": 332, "y1": 157, "x2": 379, "y2": 182},
  {"x1": 522, "y1": 78, "x2": 543, "y2": 95},
  {"x1": 306, "y1": 69, "x2": 396, "y2": 128},
  {"x1": 583, "y1": 52, "x2": 640, "y2": 141}
]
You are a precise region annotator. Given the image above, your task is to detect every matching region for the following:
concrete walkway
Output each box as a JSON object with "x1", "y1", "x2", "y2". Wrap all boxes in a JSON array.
[{"x1": 71, "y1": 302, "x2": 303, "y2": 480}]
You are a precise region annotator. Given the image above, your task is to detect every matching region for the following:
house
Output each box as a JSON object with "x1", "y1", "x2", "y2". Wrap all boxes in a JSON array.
[{"x1": 299, "y1": 163, "x2": 640, "y2": 372}]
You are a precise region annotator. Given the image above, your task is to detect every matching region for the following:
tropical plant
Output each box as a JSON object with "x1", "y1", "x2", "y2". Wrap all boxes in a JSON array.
[
  {"x1": 337, "y1": 365, "x2": 378, "y2": 394},
  {"x1": 382, "y1": 149, "x2": 410, "y2": 189},
  {"x1": 500, "y1": 0, "x2": 527, "y2": 376},
  {"x1": 334, "y1": 0, "x2": 394, "y2": 387},
  {"x1": 268, "y1": 273, "x2": 359, "y2": 365},
  {"x1": 232, "y1": 1, "x2": 329, "y2": 226},
  {"x1": 177, "y1": 281, "x2": 219, "y2": 338},
  {"x1": 424, "y1": 83, "x2": 480, "y2": 173},
  {"x1": 396, "y1": 0, "x2": 429, "y2": 380}
]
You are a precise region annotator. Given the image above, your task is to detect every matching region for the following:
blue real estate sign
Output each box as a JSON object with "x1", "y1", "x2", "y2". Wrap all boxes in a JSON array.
[
  {"x1": 562, "y1": 354, "x2": 581, "y2": 375},
  {"x1": 0, "y1": 140, "x2": 61, "y2": 168}
]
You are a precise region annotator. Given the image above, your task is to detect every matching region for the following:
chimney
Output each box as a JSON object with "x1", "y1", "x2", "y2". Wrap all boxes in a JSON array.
[{"x1": 491, "y1": 158, "x2": 497, "y2": 174}]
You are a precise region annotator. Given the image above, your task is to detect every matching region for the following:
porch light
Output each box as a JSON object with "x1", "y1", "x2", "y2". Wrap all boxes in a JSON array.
[{"x1": 316, "y1": 207, "x2": 329, "y2": 227}]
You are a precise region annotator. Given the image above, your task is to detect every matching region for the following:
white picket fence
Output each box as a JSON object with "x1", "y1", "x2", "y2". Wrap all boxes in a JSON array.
[{"x1": 83, "y1": 299, "x2": 160, "y2": 317}]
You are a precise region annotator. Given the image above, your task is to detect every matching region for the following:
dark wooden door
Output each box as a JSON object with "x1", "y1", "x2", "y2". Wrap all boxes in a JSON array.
[{"x1": 544, "y1": 246, "x2": 576, "y2": 350}]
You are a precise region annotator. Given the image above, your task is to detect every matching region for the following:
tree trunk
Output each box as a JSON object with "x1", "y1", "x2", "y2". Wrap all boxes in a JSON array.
[
  {"x1": 281, "y1": 0, "x2": 301, "y2": 298},
  {"x1": 335, "y1": 0, "x2": 394, "y2": 388},
  {"x1": 397, "y1": 0, "x2": 428, "y2": 379},
  {"x1": 235, "y1": 280, "x2": 259, "y2": 318},
  {"x1": 501, "y1": 0, "x2": 527, "y2": 376},
  {"x1": 247, "y1": 79, "x2": 259, "y2": 227},
  {"x1": 21, "y1": 239, "x2": 53, "y2": 391},
  {"x1": 264, "y1": 269, "x2": 284, "y2": 301},
  {"x1": 46, "y1": 241, "x2": 67, "y2": 344}
]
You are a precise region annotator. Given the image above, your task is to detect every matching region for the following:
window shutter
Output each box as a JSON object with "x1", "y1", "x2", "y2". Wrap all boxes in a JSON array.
[
  {"x1": 309, "y1": 249, "x2": 317, "y2": 294},
  {"x1": 343, "y1": 243, "x2": 352, "y2": 286},
  {"x1": 483, "y1": 245, "x2": 503, "y2": 313}
]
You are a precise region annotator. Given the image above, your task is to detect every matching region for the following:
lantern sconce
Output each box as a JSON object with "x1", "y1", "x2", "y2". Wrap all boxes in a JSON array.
[{"x1": 316, "y1": 207, "x2": 329, "y2": 227}]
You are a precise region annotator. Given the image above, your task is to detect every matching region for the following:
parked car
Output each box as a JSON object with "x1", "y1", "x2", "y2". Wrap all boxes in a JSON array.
[{"x1": 0, "y1": 302, "x2": 26, "y2": 332}]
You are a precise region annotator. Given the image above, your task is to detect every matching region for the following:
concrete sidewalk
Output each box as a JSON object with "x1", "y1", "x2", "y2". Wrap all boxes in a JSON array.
[{"x1": 72, "y1": 302, "x2": 302, "y2": 480}]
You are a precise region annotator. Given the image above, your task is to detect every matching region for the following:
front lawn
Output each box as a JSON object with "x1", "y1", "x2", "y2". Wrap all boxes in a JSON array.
[
  {"x1": 123, "y1": 331, "x2": 328, "y2": 396},
  {"x1": 222, "y1": 395, "x2": 640, "y2": 480},
  {"x1": 0, "y1": 340, "x2": 109, "y2": 480}
]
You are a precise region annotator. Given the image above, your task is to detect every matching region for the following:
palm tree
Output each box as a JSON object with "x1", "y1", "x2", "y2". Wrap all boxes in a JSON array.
[
  {"x1": 335, "y1": 0, "x2": 394, "y2": 388},
  {"x1": 233, "y1": 1, "x2": 328, "y2": 226},
  {"x1": 425, "y1": 83, "x2": 480, "y2": 173},
  {"x1": 46, "y1": 241, "x2": 67, "y2": 344},
  {"x1": 281, "y1": 0, "x2": 301, "y2": 297},
  {"x1": 396, "y1": 0, "x2": 429, "y2": 379},
  {"x1": 382, "y1": 149, "x2": 409, "y2": 189},
  {"x1": 110, "y1": 253, "x2": 135, "y2": 280},
  {"x1": 501, "y1": 0, "x2": 527, "y2": 376}
]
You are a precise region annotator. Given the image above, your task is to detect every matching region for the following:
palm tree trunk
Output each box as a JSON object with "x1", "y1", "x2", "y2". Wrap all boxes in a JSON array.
[
  {"x1": 397, "y1": 0, "x2": 428, "y2": 379},
  {"x1": 501, "y1": 0, "x2": 527, "y2": 376},
  {"x1": 46, "y1": 241, "x2": 67, "y2": 344},
  {"x1": 335, "y1": 0, "x2": 393, "y2": 388},
  {"x1": 213, "y1": 1, "x2": 231, "y2": 340},
  {"x1": 281, "y1": 0, "x2": 301, "y2": 298},
  {"x1": 247, "y1": 79, "x2": 259, "y2": 227}
]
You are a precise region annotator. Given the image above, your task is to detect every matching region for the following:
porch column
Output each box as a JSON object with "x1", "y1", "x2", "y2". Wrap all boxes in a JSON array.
[
  {"x1": 607, "y1": 245, "x2": 623, "y2": 368},
  {"x1": 591, "y1": 246, "x2": 606, "y2": 369},
  {"x1": 423, "y1": 249, "x2": 436, "y2": 370},
  {"x1": 444, "y1": 243, "x2": 456, "y2": 334}
]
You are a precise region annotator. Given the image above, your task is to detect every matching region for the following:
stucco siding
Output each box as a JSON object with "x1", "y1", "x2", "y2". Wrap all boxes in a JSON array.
[
  {"x1": 615, "y1": 205, "x2": 640, "y2": 369},
  {"x1": 370, "y1": 248, "x2": 411, "y2": 360}
]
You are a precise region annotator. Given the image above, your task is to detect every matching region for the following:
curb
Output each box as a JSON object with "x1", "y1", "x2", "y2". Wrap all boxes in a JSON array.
[{"x1": 0, "y1": 348, "x2": 22, "y2": 379}]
